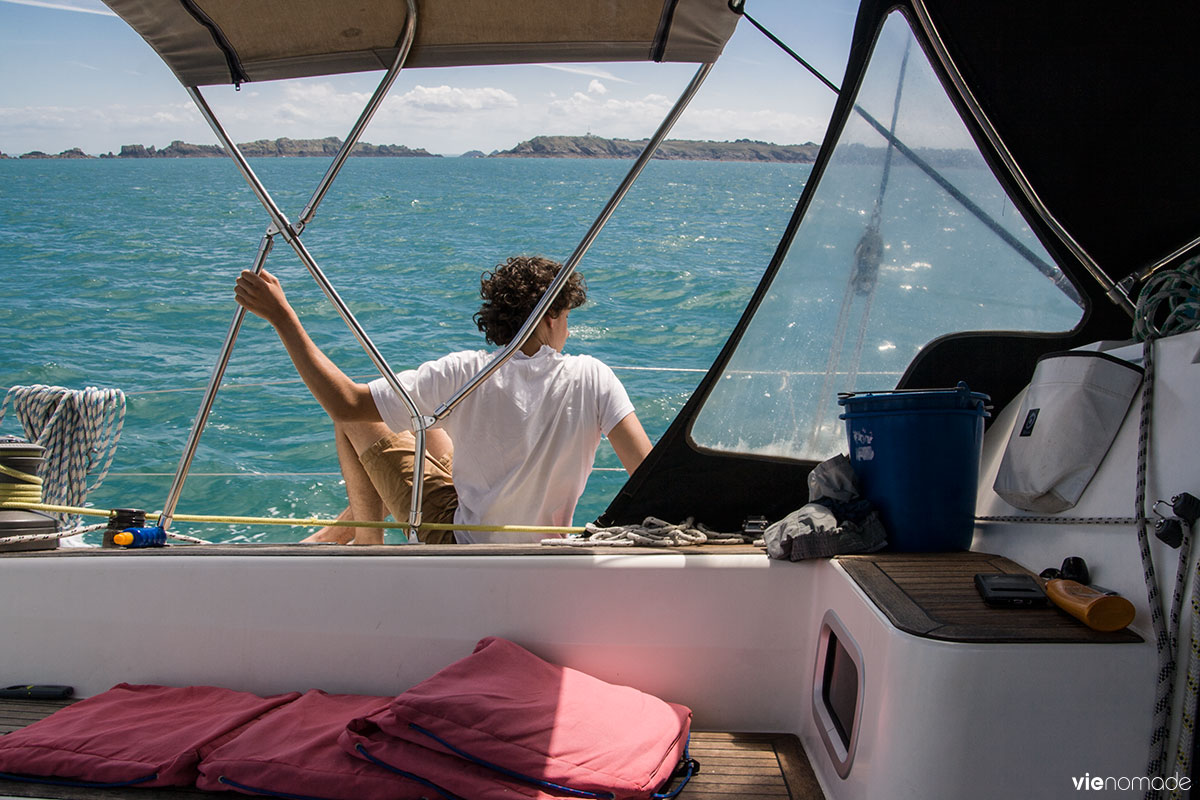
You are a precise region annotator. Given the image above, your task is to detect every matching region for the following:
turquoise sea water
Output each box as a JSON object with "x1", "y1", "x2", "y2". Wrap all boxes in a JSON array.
[{"x1": 0, "y1": 157, "x2": 808, "y2": 541}]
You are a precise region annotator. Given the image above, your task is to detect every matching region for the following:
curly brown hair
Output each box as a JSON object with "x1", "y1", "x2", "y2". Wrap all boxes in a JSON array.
[{"x1": 473, "y1": 256, "x2": 587, "y2": 346}]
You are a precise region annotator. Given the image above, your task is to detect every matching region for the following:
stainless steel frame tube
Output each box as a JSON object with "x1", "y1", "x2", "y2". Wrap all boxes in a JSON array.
[{"x1": 160, "y1": 0, "x2": 423, "y2": 534}]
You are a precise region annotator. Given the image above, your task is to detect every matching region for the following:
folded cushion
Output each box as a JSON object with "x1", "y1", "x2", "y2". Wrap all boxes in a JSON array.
[
  {"x1": 346, "y1": 637, "x2": 693, "y2": 800},
  {"x1": 342, "y1": 708, "x2": 548, "y2": 800},
  {"x1": 0, "y1": 683, "x2": 299, "y2": 787},
  {"x1": 198, "y1": 690, "x2": 431, "y2": 799}
]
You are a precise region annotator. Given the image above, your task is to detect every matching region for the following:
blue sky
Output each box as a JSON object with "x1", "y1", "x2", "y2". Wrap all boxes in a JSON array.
[{"x1": 0, "y1": 0, "x2": 859, "y2": 156}]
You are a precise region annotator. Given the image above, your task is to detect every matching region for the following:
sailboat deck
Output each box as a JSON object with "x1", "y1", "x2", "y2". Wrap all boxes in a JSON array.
[
  {"x1": 0, "y1": 542, "x2": 767, "y2": 559},
  {"x1": 0, "y1": 699, "x2": 824, "y2": 800}
]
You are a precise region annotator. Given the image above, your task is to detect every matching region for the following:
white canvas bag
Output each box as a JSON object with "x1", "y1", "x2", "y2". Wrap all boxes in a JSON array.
[{"x1": 993, "y1": 350, "x2": 1143, "y2": 512}]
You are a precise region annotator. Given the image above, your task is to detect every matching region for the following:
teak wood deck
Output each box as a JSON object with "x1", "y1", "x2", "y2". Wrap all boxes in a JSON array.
[
  {"x1": 837, "y1": 551, "x2": 1143, "y2": 643},
  {"x1": 0, "y1": 699, "x2": 825, "y2": 800}
]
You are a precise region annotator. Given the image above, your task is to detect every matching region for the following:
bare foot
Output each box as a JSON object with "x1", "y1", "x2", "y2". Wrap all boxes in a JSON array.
[{"x1": 303, "y1": 507, "x2": 356, "y2": 544}]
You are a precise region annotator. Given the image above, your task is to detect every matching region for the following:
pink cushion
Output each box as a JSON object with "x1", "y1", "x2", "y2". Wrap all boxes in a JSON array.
[
  {"x1": 198, "y1": 690, "x2": 429, "y2": 799},
  {"x1": 0, "y1": 683, "x2": 299, "y2": 787},
  {"x1": 342, "y1": 708, "x2": 549, "y2": 799},
  {"x1": 345, "y1": 637, "x2": 693, "y2": 800}
]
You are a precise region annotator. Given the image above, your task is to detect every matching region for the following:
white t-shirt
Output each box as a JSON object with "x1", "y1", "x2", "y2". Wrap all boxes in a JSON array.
[{"x1": 369, "y1": 346, "x2": 634, "y2": 543}]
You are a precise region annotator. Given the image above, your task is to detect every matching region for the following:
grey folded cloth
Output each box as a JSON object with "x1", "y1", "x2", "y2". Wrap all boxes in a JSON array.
[
  {"x1": 807, "y1": 453, "x2": 860, "y2": 503},
  {"x1": 764, "y1": 454, "x2": 888, "y2": 561},
  {"x1": 764, "y1": 506, "x2": 887, "y2": 560}
]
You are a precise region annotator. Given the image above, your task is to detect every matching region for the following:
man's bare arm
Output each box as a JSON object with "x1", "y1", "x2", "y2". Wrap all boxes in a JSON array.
[
  {"x1": 234, "y1": 269, "x2": 380, "y2": 423},
  {"x1": 607, "y1": 412, "x2": 653, "y2": 476}
]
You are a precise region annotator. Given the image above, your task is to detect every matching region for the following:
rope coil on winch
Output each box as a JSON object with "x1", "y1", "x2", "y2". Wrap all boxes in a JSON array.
[
  {"x1": 0, "y1": 385, "x2": 126, "y2": 529},
  {"x1": 0, "y1": 460, "x2": 44, "y2": 505}
]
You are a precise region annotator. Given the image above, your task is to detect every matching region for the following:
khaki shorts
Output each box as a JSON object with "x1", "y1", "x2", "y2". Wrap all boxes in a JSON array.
[{"x1": 359, "y1": 430, "x2": 458, "y2": 545}]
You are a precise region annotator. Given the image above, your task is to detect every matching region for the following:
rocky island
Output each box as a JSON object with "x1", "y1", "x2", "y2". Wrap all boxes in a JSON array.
[
  {"x1": 4, "y1": 135, "x2": 819, "y2": 163},
  {"x1": 4, "y1": 137, "x2": 440, "y2": 160},
  {"x1": 493, "y1": 135, "x2": 820, "y2": 162}
]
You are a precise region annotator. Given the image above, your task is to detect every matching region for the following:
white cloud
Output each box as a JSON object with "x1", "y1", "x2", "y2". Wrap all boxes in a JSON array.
[
  {"x1": 393, "y1": 84, "x2": 518, "y2": 112},
  {"x1": 1, "y1": 66, "x2": 828, "y2": 157},
  {"x1": 545, "y1": 92, "x2": 674, "y2": 137},
  {"x1": 673, "y1": 106, "x2": 830, "y2": 145},
  {"x1": 535, "y1": 64, "x2": 632, "y2": 84},
  {"x1": 0, "y1": 100, "x2": 210, "y2": 154}
]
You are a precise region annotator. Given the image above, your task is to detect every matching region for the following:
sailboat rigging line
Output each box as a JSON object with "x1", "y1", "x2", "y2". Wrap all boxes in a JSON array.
[
  {"x1": 736, "y1": 4, "x2": 1083, "y2": 306},
  {"x1": 809, "y1": 42, "x2": 909, "y2": 445},
  {"x1": 431, "y1": 62, "x2": 714, "y2": 423},
  {"x1": 844, "y1": 39, "x2": 909, "y2": 380},
  {"x1": 727, "y1": 1, "x2": 839, "y2": 94},
  {"x1": 1130, "y1": 280, "x2": 1200, "y2": 796},
  {"x1": 853, "y1": 106, "x2": 1082, "y2": 306},
  {"x1": 1135, "y1": 337, "x2": 1174, "y2": 794},
  {"x1": 161, "y1": 0, "x2": 420, "y2": 536},
  {"x1": 119, "y1": 367, "x2": 901, "y2": 398}
]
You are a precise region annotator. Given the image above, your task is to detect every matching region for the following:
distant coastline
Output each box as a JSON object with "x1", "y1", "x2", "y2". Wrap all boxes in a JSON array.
[
  {"x1": 1, "y1": 134, "x2": 820, "y2": 163},
  {"x1": 0, "y1": 136, "x2": 439, "y2": 160}
]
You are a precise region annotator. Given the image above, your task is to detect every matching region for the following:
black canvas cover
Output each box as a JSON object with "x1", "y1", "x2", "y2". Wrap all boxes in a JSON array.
[
  {"x1": 916, "y1": 0, "x2": 1200, "y2": 286},
  {"x1": 602, "y1": 1, "x2": 1200, "y2": 530}
]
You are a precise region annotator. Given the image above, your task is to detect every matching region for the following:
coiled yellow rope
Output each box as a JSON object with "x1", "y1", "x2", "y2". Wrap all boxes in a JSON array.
[{"x1": 0, "y1": 463, "x2": 44, "y2": 505}]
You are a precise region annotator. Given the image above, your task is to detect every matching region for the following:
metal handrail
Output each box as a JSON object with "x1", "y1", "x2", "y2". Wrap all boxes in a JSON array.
[{"x1": 160, "y1": 0, "x2": 422, "y2": 533}]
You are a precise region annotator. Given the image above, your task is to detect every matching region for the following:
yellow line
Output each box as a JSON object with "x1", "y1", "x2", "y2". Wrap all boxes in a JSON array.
[{"x1": 0, "y1": 501, "x2": 586, "y2": 535}]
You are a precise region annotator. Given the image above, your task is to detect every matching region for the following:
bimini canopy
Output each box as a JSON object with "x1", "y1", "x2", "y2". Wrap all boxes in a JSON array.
[{"x1": 100, "y1": 0, "x2": 739, "y2": 87}]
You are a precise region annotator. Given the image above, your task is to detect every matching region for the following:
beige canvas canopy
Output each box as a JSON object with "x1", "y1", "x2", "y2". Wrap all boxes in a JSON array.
[{"x1": 101, "y1": 0, "x2": 739, "y2": 87}]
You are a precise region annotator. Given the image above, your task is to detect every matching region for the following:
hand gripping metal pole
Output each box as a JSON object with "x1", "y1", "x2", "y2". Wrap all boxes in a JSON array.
[
  {"x1": 431, "y1": 62, "x2": 714, "y2": 422},
  {"x1": 159, "y1": 0, "x2": 422, "y2": 535}
]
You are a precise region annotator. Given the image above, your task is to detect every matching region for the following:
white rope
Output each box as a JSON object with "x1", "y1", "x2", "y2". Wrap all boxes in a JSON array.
[
  {"x1": 0, "y1": 385, "x2": 126, "y2": 528},
  {"x1": 1132, "y1": 255, "x2": 1200, "y2": 799},
  {"x1": 542, "y1": 516, "x2": 756, "y2": 547},
  {"x1": 1169, "y1": 522, "x2": 1198, "y2": 799},
  {"x1": 0, "y1": 522, "x2": 108, "y2": 547}
]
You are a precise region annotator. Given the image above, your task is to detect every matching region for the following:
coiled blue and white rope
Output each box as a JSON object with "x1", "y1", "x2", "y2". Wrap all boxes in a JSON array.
[{"x1": 0, "y1": 385, "x2": 126, "y2": 529}]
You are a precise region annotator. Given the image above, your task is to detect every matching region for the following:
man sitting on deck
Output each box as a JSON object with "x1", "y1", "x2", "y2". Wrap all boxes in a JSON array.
[{"x1": 234, "y1": 256, "x2": 652, "y2": 545}]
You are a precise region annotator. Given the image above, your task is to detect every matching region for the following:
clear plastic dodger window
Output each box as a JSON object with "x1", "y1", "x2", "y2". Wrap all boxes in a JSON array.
[{"x1": 689, "y1": 11, "x2": 1083, "y2": 462}]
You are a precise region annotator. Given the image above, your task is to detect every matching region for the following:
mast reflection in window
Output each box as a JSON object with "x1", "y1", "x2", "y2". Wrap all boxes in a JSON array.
[{"x1": 689, "y1": 10, "x2": 1081, "y2": 462}]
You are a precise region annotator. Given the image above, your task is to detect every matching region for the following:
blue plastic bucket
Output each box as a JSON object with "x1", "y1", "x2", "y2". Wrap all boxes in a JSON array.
[{"x1": 838, "y1": 383, "x2": 990, "y2": 552}]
